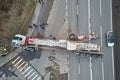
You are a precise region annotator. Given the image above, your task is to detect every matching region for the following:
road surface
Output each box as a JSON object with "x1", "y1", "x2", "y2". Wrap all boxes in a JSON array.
[
  {"x1": 0, "y1": 0, "x2": 115, "y2": 80},
  {"x1": 67, "y1": 0, "x2": 115, "y2": 80}
]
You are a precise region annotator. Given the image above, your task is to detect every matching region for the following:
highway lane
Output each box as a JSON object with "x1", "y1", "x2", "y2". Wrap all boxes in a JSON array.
[
  {"x1": 89, "y1": 0, "x2": 114, "y2": 80},
  {"x1": 77, "y1": 0, "x2": 92, "y2": 80},
  {"x1": 68, "y1": 0, "x2": 115, "y2": 80},
  {"x1": 27, "y1": 0, "x2": 115, "y2": 80},
  {"x1": 78, "y1": 0, "x2": 89, "y2": 35},
  {"x1": 69, "y1": 53, "x2": 80, "y2": 80},
  {"x1": 101, "y1": 0, "x2": 114, "y2": 80},
  {"x1": 90, "y1": 0, "x2": 103, "y2": 80},
  {"x1": 90, "y1": 0, "x2": 101, "y2": 45},
  {"x1": 91, "y1": 56, "x2": 103, "y2": 80},
  {"x1": 67, "y1": 0, "x2": 77, "y2": 34},
  {"x1": 79, "y1": 54, "x2": 91, "y2": 80}
]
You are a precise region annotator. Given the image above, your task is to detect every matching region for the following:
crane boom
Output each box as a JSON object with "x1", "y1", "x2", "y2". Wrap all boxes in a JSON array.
[{"x1": 11, "y1": 34, "x2": 102, "y2": 55}]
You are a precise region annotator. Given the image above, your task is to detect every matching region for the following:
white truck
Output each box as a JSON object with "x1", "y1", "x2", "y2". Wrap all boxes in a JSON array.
[{"x1": 11, "y1": 34, "x2": 102, "y2": 55}]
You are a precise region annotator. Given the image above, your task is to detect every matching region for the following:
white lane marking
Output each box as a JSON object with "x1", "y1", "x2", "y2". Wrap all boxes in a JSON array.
[
  {"x1": 110, "y1": 0, "x2": 114, "y2": 79},
  {"x1": 22, "y1": 66, "x2": 31, "y2": 74},
  {"x1": 88, "y1": 0, "x2": 90, "y2": 19},
  {"x1": 12, "y1": 56, "x2": 20, "y2": 64},
  {"x1": 90, "y1": 56, "x2": 93, "y2": 80},
  {"x1": 78, "y1": 63, "x2": 80, "y2": 75},
  {"x1": 100, "y1": 0, "x2": 102, "y2": 16},
  {"x1": 17, "y1": 61, "x2": 25, "y2": 69},
  {"x1": 88, "y1": 0, "x2": 91, "y2": 43},
  {"x1": 100, "y1": 26, "x2": 103, "y2": 46},
  {"x1": 27, "y1": 72, "x2": 36, "y2": 79},
  {"x1": 25, "y1": 69, "x2": 33, "y2": 78},
  {"x1": 65, "y1": 0, "x2": 68, "y2": 25},
  {"x1": 88, "y1": 21, "x2": 91, "y2": 43},
  {"x1": 20, "y1": 63, "x2": 28, "y2": 72},
  {"x1": 66, "y1": 11, "x2": 68, "y2": 17},
  {"x1": 77, "y1": 5, "x2": 79, "y2": 15},
  {"x1": 32, "y1": 74, "x2": 38, "y2": 80},
  {"x1": 66, "y1": 0, "x2": 67, "y2": 3},
  {"x1": 102, "y1": 62, "x2": 104, "y2": 80},
  {"x1": 111, "y1": 47, "x2": 115, "y2": 80},
  {"x1": 110, "y1": 0, "x2": 113, "y2": 31},
  {"x1": 14, "y1": 59, "x2": 23, "y2": 67},
  {"x1": 37, "y1": 77, "x2": 41, "y2": 80}
]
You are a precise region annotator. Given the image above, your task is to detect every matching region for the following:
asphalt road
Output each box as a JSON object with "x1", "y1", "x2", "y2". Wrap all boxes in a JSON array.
[
  {"x1": 67, "y1": 0, "x2": 115, "y2": 80},
  {"x1": 113, "y1": 0, "x2": 120, "y2": 80},
  {"x1": 0, "y1": 0, "x2": 115, "y2": 80}
]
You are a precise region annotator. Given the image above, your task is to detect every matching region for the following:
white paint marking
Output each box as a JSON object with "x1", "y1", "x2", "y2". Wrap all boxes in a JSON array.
[
  {"x1": 110, "y1": 0, "x2": 114, "y2": 79},
  {"x1": 90, "y1": 56, "x2": 93, "y2": 80},
  {"x1": 32, "y1": 74, "x2": 38, "y2": 80},
  {"x1": 12, "y1": 56, "x2": 20, "y2": 64},
  {"x1": 100, "y1": 0, "x2": 102, "y2": 16},
  {"x1": 25, "y1": 69, "x2": 33, "y2": 78},
  {"x1": 20, "y1": 63, "x2": 28, "y2": 72},
  {"x1": 78, "y1": 63, "x2": 80, "y2": 75},
  {"x1": 17, "y1": 61, "x2": 25, "y2": 69},
  {"x1": 100, "y1": 26, "x2": 103, "y2": 46},
  {"x1": 102, "y1": 62, "x2": 105, "y2": 80},
  {"x1": 66, "y1": 5, "x2": 68, "y2": 10},
  {"x1": 110, "y1": 0, "x2": 113, "y2": 31},
  {"x1": 66, "y1": 0, "x2": 67, "y2": 3},
  {"x1": 66, "y1": 11, "x2": 68, "y2": 17},
  {"x1": 37, "y1": 77, "x2": 41, "y2": 80},
  {"x1": 77, "y1": 5, "x2": 79, "y2": 15},
  {"x1": 88, "y1": 0, "x2": 90, "y2": 19},
  {"x1": 111, "y1": 47, "x2": 115, "y2": 80},
  {"x1": 88, "y1": 0, "x2": 91, "y2": 43},
  {"x1": 27, "y1": 72, "x2": 36, "y2": 79},
  {"x1": 14, "y1": 59, "x2": 23, "y2": 66},
  {"x1": 22, "y1": 66, "x2": 31, "y2": 74}
]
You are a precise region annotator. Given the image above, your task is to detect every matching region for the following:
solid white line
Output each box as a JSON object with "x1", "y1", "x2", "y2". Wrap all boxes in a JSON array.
[
  {"x1": 111, "y1": 47, "x2": 115, "y2": 80},
  {"x1": 102, "y1": 62, "x2": 104, "y2": 80},
  {"x1": 66, "y1": 11, "x2": 68, "y2": 17},
  {"x1": 100, "y1": 26, "x2": 103, "y2": 46},
  {"x1": 77, "y1": 5, "x2": 79, "y2": 15},
  {"x1": 88, "y1": 0, "x2": 91, "y2": 42},
  {"x1": 78, "y1": 63, "x2": 80, "y2": 75},
  {"x1": 66, "y1": 0, "x2": 68, "y2": 3},
  {"x1": 66, "y1": 5, "x2": 68, "y2": 11},
  {"x1": 88, "y1": 0, "x2": 90, "y2": 19},
  {"x1": 100, "y1": 0, "x2": 102, "y2": 16},
  {"x1": 110, "y1": 0, "x2": 114, "y2": 79},
  {"x1": 90, "y1": 56, "x2": 93, "y2": 80},
  {"x1": 110, "y1": 0, "x2": 113, "y2": 31}
]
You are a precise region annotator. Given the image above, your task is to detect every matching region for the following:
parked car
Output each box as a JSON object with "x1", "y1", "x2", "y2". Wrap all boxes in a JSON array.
[{"x1": 106, "y1": 31, "x2": 114, "y2": 47}]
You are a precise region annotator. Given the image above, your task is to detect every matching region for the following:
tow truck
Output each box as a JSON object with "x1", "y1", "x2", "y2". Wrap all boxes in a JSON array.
[{"x1": 11, "y1": 34, "x2": 103, "y2": 55}]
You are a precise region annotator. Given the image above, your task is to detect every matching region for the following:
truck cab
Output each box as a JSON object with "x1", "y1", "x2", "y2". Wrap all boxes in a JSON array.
[{"x1": 11, "y1": 34, "x2": 26, "y2": 47}]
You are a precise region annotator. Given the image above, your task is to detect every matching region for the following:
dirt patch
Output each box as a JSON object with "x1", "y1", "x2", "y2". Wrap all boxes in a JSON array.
[{"x1": 0, "y1": 0, "x2": 34, "y2": 52}]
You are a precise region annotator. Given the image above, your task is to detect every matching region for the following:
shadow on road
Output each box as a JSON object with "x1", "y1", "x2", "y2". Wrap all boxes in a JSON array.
[{"x1": 19, "y1": 48, "x2": 42, "y2": 61}]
